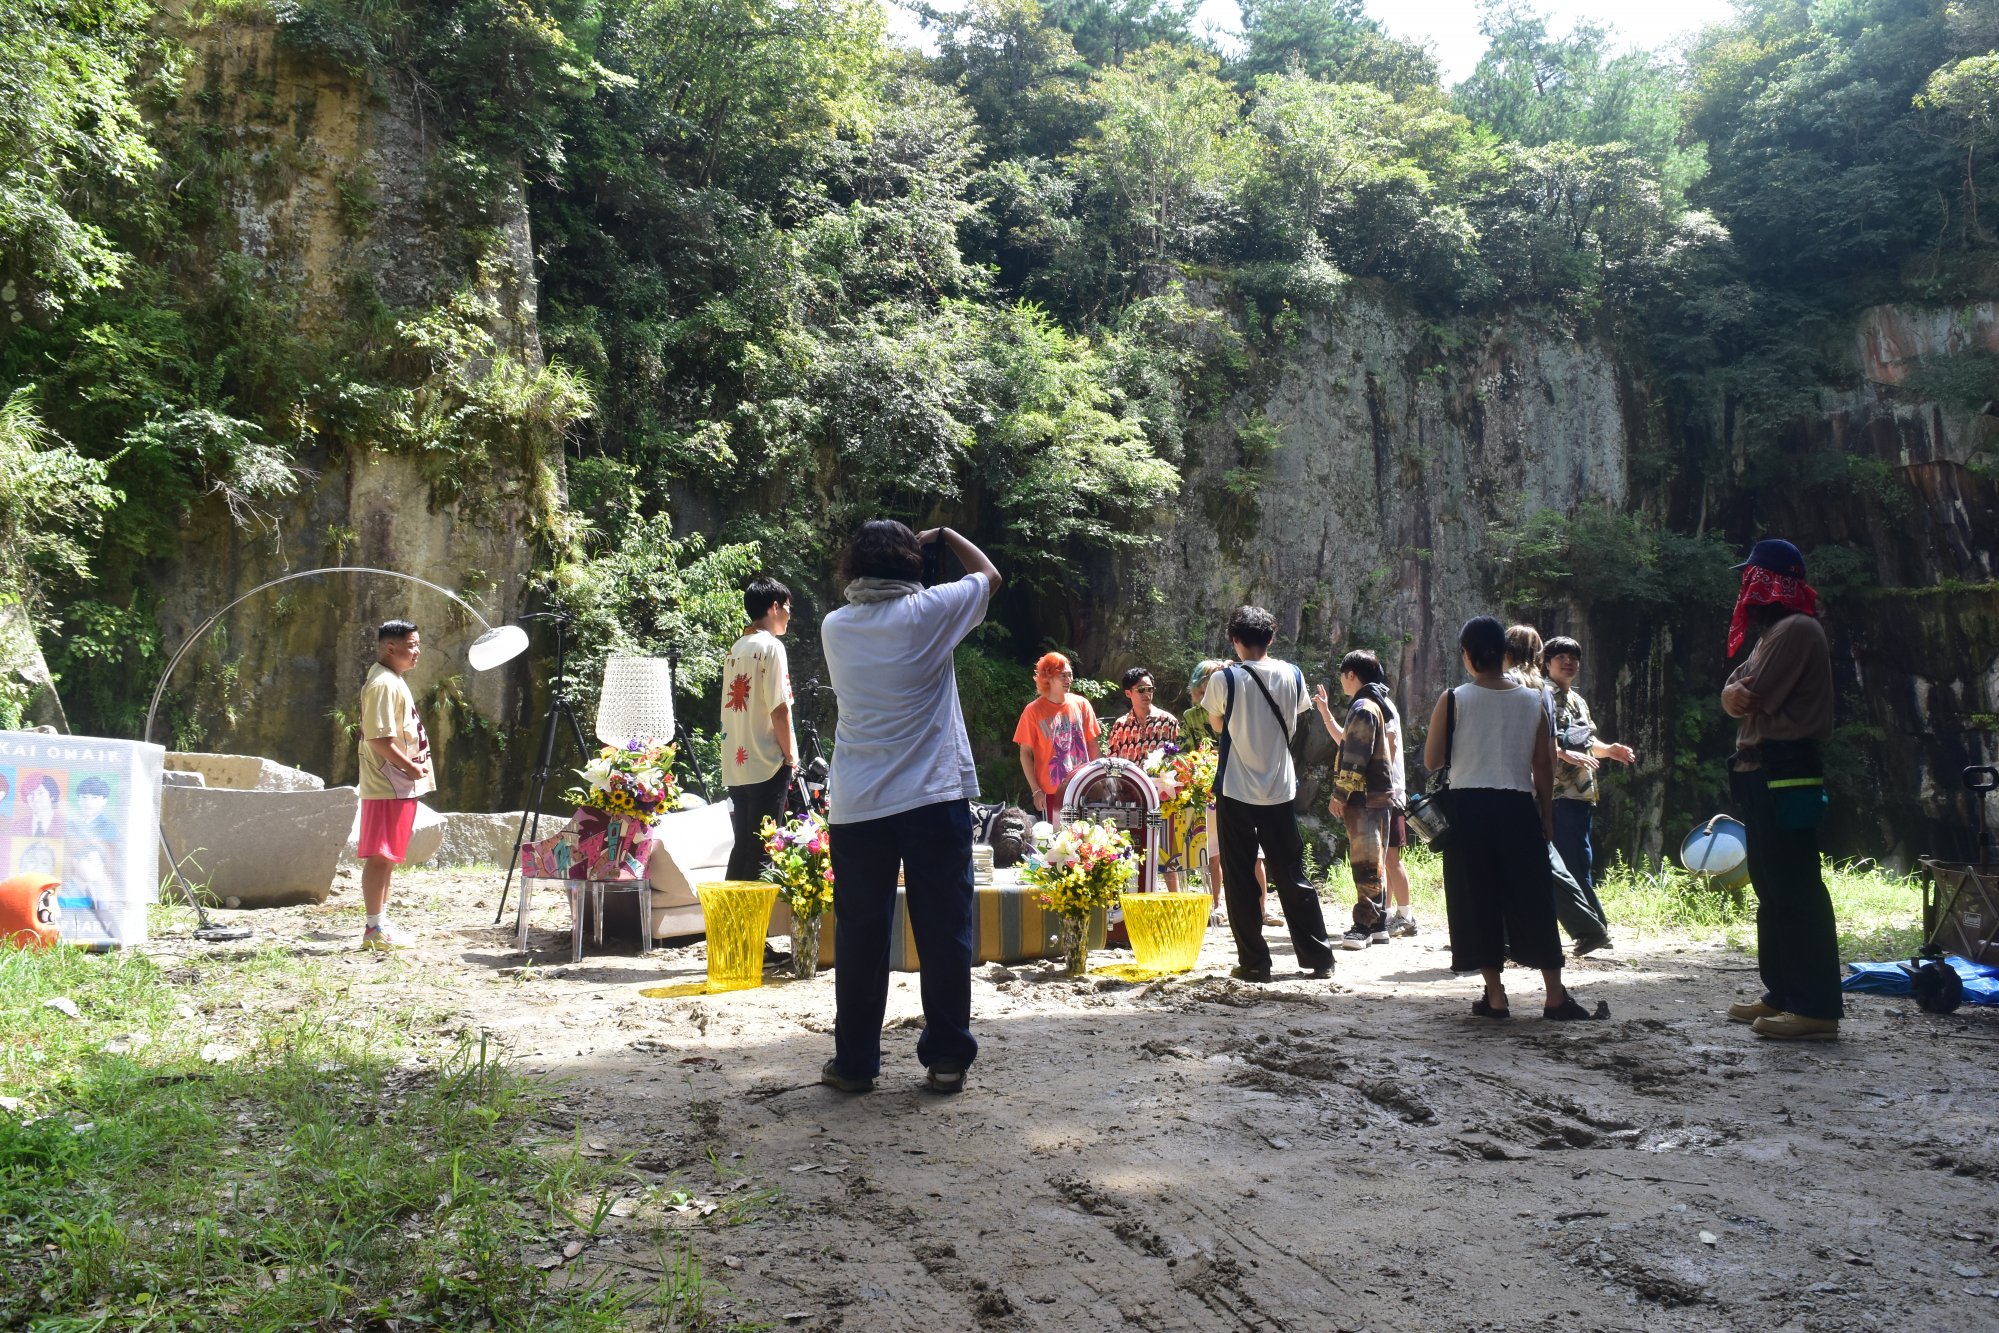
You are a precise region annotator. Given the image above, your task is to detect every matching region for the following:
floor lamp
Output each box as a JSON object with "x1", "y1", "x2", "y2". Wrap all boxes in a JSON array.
[
  {"x1": 143, "y1": 565, "x2": 529, "y2": 942},
  {"x1": 492, "y1": 653, "x2": 677, "y2": 928}
]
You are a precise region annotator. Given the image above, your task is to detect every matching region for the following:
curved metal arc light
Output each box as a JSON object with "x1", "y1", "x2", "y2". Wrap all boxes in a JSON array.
[
  {"x1": 142, "y1": 565, "x2": 528, "y2": 749},
  {"x1": 142, "y1": 565, "x2": 530, "y2": 942}
]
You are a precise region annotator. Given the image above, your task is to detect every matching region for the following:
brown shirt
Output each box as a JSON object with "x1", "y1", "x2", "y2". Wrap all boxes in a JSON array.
[{"x1": 1724, "y1": 613, "x2": 1833, "y2": 751}]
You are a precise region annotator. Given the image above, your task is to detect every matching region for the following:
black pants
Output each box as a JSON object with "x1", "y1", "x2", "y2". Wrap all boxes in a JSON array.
[
  {"x1": 828, "y1": 799, "x2": 978, "y2": 1079},
  {"x1": 1731, "y1": 764, "x2": 1842, "y2": 1020},
  {"x1": 725, "y1": 764, "x2": 793, "y2": 881},
  {"x1": 1217, "y1": 795, "x2": 1334, "y2": 972},
  {"x1": 1442, "y1": 788, "x2": 1563, "y2": 973},
  {"x1": 1548, "y1": 831, "x2": 1609, "y2": 945}
]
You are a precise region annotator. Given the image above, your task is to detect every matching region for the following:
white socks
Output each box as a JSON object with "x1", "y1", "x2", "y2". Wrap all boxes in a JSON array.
[{"x1": 366, "y1": 913, "x2": 386, "y2": 929}]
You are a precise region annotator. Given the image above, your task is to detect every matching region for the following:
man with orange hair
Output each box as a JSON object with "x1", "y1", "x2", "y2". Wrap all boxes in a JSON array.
[{"x1": 1014, "y1": 653, "x2": 1101, "y2": 823}]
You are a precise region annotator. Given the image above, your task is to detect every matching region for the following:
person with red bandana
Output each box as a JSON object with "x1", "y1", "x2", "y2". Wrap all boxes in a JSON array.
[{"x1": 1720, "y1": 539, "x2": 1839, "y2": 1040}]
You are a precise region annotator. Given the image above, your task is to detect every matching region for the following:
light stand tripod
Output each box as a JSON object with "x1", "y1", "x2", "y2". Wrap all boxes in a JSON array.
[{"x1": 493, "y1": 608, "x2": 592, "y2": 925}]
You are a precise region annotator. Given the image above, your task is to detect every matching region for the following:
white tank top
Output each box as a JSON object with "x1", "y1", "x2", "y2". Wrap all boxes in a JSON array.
[{"x1": 1447, "y1": 682, "x2": 1545, "y2": 793}]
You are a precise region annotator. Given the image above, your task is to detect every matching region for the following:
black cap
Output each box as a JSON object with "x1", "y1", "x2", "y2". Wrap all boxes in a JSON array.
[{"x1": 1733, "y1": 538, "x2": 1806, "y2": 579}]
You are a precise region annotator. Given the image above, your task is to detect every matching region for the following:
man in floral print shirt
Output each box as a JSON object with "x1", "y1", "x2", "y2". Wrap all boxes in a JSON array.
[{"x1": 721, "y1": 577, "x2": 797, "y2": 880}]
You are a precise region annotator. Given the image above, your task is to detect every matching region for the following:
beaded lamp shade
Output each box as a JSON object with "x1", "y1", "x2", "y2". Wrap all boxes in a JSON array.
[{"x1": 596, "y1": 655, "x2": 676, "y2": 745}]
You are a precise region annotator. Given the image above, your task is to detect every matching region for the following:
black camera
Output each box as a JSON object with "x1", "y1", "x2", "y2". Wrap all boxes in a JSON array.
[{"x1": 920, "y1": 534, "x2": 945, "y2": 586}]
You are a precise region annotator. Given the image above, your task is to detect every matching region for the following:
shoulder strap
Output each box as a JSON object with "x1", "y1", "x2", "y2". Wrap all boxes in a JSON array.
[
  {"x1": 1238, "y1": 662, "x2": 1294, "y2": 739},
  {"x1": 1214, "y1": 669, "x2": 1237, "y2": 796}
]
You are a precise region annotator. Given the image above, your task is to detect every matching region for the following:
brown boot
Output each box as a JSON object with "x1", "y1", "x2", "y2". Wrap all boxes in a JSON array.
[
  {"x1": 1726, "y1": 999, "x2": 1781, "y2": 1024},
  {"x1": 1751, "y1": 1012, "x2": 1839, "y2": 1040}
]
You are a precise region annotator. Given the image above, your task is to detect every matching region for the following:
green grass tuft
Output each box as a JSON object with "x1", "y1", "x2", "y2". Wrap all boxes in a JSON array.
[
  {"x1": 0, "y1": 946, "x2": 632, "y2": 1330},
  {"x1": 1383, "y1": 844, "x2": 1925, "y2": 963}
]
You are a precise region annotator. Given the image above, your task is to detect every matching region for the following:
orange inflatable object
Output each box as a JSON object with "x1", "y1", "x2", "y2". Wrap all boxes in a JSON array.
[{"x1": 0, "y1": 873, "x2": 61, "y2": 949}]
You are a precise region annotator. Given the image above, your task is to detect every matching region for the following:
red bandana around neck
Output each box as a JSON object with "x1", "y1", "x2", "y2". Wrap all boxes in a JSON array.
[{"x1": 1728, "y1": 566, "x2": 1819, "y2": 658}]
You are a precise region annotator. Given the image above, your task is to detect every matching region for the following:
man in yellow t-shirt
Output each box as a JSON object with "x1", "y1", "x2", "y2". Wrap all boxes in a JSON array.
[{"x1": 356, "y1": 619, "x2": 433, "y2": 950}]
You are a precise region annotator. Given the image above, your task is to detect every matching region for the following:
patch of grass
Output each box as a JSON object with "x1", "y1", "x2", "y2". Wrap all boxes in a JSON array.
[
  {"x1": 1823, "y1": 858, "x2": 1927, "y2": 963},
  {"x1": 1391, "y1": 844, "x2": 1925, "y2": 962},
  {"x1": 0, "y1": 946, "x2": 636, "y2": 1329}
]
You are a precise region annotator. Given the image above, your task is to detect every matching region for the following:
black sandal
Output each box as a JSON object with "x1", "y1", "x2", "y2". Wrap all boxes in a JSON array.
[
  {"x1": 1471, "y1": 997, "x2": 1511, "y2": 1020},
  {"x1": 1545, "y1": 997, "x2": 1611, "y2": 1021}
]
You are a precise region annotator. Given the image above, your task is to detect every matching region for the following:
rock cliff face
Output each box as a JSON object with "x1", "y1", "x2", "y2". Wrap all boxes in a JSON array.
[
  {"x1": 1759, "y1": 303, "x2": 1999, "y2": 864},
  {"x1": 1080, "y1": 293, "x2": 1997, "y2": 868},
  {"x1": 143, "y1": 16, "x2": 547, "y2": 805}
]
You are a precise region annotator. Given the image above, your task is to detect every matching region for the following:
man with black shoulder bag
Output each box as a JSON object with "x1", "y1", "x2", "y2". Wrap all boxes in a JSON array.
[{"x1": 1201, "y1": 606, "x2": 1337, "y2": 982}]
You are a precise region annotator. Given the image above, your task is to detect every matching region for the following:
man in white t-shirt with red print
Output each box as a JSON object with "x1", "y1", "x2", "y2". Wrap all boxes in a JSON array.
[{"x1": 721, "y1": 577, "x2": 797, "y2": 881}]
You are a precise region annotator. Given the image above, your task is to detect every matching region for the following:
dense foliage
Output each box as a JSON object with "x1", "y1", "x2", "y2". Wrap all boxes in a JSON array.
[{"x1": 0, "y1": 0, "x2": 1992, "y2": 836}]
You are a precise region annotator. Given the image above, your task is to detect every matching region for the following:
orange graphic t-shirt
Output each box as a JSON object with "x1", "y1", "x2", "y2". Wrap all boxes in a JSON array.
[{"x1": 1012, "y1": 694, "x2": 1100, "y2": 797}]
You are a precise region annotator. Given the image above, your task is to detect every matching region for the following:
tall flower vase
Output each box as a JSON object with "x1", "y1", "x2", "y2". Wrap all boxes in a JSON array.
[
  {"x1": 1056, "y1": 914, "x2": 1089, "y2": 979},
  {"x1": 791, "y1": 913, "x2": 823, "y2": 980}
]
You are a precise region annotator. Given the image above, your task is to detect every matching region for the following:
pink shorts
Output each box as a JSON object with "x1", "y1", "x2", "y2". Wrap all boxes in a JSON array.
[{"x1": 357, "y1": 798, "x2": 418, "y2": 862}]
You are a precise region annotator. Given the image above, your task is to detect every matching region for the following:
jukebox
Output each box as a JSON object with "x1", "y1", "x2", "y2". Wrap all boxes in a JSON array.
[{"x1": 1058, "y1": 756, "x2": 1164, "y2": 895}]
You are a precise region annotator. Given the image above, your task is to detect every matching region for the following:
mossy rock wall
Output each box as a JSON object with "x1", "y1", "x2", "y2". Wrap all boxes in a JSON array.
[{"x1": 143, "y1": 11, "x2": 552, "y2": 808}]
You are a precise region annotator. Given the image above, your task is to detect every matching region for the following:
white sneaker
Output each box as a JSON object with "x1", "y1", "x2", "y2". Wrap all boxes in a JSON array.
[{"x1": 361, "y1": 923, "x2": 415, "y2": 951}]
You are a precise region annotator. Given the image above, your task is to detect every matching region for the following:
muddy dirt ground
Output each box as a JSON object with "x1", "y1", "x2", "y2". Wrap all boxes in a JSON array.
[{"x1": 183, "y1": 866, "x2": 1999, "y2": 1332}]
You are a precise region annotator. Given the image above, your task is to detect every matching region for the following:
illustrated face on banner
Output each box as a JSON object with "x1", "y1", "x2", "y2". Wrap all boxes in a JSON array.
[
  {"x1": 0, "y1": 767, "x2": 12, "y2": 818},
  {"x1": 68, "y1": 841, "x2": 112, "y2": 898},
  {"x1": 71, "y1": 774, "x2": 118, "y2": 841},
  {"x1": 17, "y1": 841, "x2": 60, "y2": 877},
  {"x1": 18, "y1": 772, "x2": 63, "y2": 838}
]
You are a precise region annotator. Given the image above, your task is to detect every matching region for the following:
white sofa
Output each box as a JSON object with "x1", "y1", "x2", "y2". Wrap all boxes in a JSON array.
[{"x1": 641, "y1": 799, "x2": 740, "y2": 939}]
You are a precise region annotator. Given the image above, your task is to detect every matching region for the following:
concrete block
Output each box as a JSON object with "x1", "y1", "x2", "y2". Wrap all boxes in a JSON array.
[
  {"x1": 161, "y1": 770, "x2": 206, "y2": 788},
  {"x1": 160, "y1": 784, "x2": 358, "y2": 908},
  {"x1": 428, "y1": 810, "x2": 545, "y2": 868},
  {"x1": 165, "y1": 752, "x2": 325, "y2": 793}
]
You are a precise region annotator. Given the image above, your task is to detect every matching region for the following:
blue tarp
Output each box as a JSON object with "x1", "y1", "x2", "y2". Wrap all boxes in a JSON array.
[{"x1": 1842, "y1": 955, "x2": 1999, "y2": 1006}]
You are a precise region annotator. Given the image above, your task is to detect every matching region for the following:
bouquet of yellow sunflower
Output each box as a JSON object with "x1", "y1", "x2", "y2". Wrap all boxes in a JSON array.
[
  {"x1": 563, "y1": 739, "x2": 681, "y2": 819},
  {"x1": 1144, "y1": 742, "x2": 1215, "y2": 822}
]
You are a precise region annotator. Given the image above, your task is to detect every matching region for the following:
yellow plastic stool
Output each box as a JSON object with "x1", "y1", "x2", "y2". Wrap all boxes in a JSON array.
[
  {"x1": 697, "y1": 881, "x2": 777, "y2": 992},
  {"x1": 1119, "y1": 891, "x2": 1211, "y2": 975}
]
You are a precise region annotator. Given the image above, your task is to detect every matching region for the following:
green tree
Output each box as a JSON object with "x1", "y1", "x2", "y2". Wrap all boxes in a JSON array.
[
  {"x1": 0, "y1": 0, "x2": 160, "y2": 318},
  {"x1": 1248, "y1": 75, "x2": 1404, "y2": 253},
  {"x1": 1454, "y1": 1, "x2": 1706, "y2": 200},
  {"x1": 600, "y1": 0, "x2": 887, "y2": 194},
  {"x1": 1683, "y1": 0, "x2": 1962, "y2": 288},
  {"x1": 0, "y1": 389, "x2": 119, "y2": 604},
  {"x1": 1914, "y1": 52, "x2": 1999, "y2": 242},
  {"x1": 929, "y1": 0, "x2": 1096, "y2": 158},
  {"x1": 1234, "y1": 0, "x2": 1439, "y2": 100},
  {"x1": 1069, "y1": 45, "x2": 1252, "y2": 269},
  {"x1": 1037, "y1": 0, "x2": 1198, "y2": 68}
]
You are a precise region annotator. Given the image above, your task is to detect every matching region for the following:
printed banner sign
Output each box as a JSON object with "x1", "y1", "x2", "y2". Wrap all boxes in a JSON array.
[{"x1": 0, "y1": 730, "x2": 163, "y2": 948}]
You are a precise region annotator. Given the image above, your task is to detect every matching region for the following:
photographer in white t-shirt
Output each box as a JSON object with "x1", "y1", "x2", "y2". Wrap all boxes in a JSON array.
[{"x1": 818, "y1": 521, "x2": 1000, "y2": 1097}]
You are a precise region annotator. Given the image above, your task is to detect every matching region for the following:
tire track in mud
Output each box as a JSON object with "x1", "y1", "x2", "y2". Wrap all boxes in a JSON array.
[
  {"x1": 1146, "y1": 1027, "x2": 1682, "y2": 1164},
  {"x1": 1047, "y1": 1172, "x2": 1295, "y2": 1331}
]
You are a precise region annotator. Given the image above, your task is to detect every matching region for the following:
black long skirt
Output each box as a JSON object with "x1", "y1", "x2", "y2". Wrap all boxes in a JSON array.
[{"x1": 1441, "y1": 787, "x2": 1563, "y2": 973}]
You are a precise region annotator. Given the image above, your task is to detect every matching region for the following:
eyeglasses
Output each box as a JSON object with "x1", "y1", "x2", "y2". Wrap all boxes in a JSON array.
[{"x1": 1133, "y1": 685, "x2": 1155, "y2": 694}]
